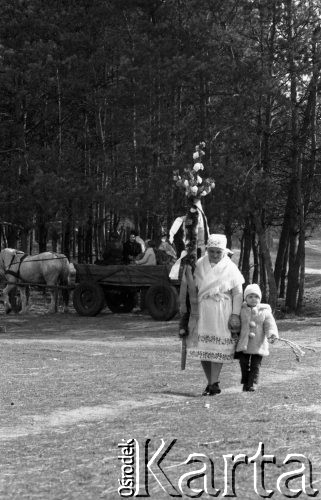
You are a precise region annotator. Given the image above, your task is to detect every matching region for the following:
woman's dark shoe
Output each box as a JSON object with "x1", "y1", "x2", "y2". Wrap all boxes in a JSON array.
[
  {"x1": 209, "y1": 382, "x2": 221, "y2": 395},
  {"x1": 202, "y1": 382, "x2": 221, "y2": 396},
  {"x1": 202, "y1": 385, "x2": 211, "y2": 396},
  {"x1": 242, "y1": 384, "x2": 249, "y2": 392}
]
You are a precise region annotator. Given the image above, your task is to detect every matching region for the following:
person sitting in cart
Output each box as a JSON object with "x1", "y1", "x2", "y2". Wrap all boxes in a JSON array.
[
  {"x1": 123, "y1": 231, "x2": 143, "y2": 264},
  {"x1": 135, "y1": 240, "x2": 157, "y2": 265},
  {"x1": 158, "y1": 232, "x2": 177, "y2": 265}
]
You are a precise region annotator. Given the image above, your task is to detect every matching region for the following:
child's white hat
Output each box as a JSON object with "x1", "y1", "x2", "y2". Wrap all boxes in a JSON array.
[{"x1": 244, "y1": 283, "x2": 262, "y2": 300}]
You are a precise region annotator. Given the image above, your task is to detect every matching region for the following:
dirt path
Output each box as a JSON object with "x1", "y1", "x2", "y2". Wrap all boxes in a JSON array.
[{"x1": 1, "y1": 308, "x2": 321, "y2": 499}]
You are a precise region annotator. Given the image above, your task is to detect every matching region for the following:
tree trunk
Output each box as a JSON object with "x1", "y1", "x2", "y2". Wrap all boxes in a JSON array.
[
  {"x1": 51, "y1": 228, "x2": 59, "y2": 253},
  {"x1": 20, "y1": 229, "x2": 29, "y2": 253},
  {"x1": 286, "y1": 220, "x2": 300, "y2": 311},
  {"x1": 36, "y1": 209, "x2": 48, "y2": 254},
  {"x1": 279, "y1": 237, "x2": 289, "y2": 299},
  {"x1": 77, "y1": 226, "x2": 84, "y2": 263},
  {"x1": 296, "y1": 230, "x2": 305, "y2": 314},
  {"x1": 29, "y1": 229, "x2": 34, "y2": 255},
  {"x1": 224, "y1": 221, "x2": 233, "y2": 251},
  {"x1": 252, "y1": 230, "x2": 259, "y2": 285},
  {"x1": 62, "y1": 222, "x2": 71, "y2": 260},
  {"x1": 283, "y1": 0, "x2": 300, "y2": 312},
  {"x1": 238, "y1": 234, "x2": 244, "y2": 270},
  {"x1": 85, "y1": 207, "x2": 93, "y2": 263},
  {"x1": 274, "y1": 210, "x2": 290, "y2": 292},
  {"x1": 259, "y1": 251, "x2": 267, "y2": 302},
  {"x1": 254, "y1": 214, "x2": 277, "y2": 310},
  {"x1": 7, "y1": 225, "x2": 18, "y2": 249},
  {"x1": 241, "y1": 217, "x2": 252, "y2": 285}
]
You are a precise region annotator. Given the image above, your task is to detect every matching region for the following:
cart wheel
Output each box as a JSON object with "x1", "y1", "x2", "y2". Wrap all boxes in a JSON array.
[
  {"x1": 105, "y1": 290, "x2": 137, "y2": 313},
  {"x1": 145, "y1": 284, "x2": 178, "y2": 321},
  {"x1": 73, "y1": 282, "x2": 105, "y2": 316}
]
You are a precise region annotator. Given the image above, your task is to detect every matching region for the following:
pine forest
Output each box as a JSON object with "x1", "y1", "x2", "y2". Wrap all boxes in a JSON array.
[{"x1": 1, "y1": 0, "x2": 321, "y2": 313}]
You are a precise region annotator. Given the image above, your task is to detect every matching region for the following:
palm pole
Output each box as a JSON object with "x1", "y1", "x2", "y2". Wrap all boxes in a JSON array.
[{"x1": 173, "y1": 142, "x2": 215, "y2": 369}]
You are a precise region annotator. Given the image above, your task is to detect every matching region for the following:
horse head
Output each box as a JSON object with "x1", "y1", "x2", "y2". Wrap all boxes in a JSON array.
[{"x1": 0, "y1": 248, "x2": 26, "y2": 274}]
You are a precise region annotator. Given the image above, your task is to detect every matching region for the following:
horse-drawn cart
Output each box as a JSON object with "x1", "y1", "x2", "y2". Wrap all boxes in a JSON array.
[{"x1": 73, "y1": 264, "x2": 180, "y2": 321}]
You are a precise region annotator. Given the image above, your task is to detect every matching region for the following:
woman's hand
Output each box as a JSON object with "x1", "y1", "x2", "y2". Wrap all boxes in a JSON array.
[
  {"x1": 179, "y1": 328, "x2": 189, "y2": 338},
  {"x1": 228, "y1": 314, "x2": 241, "y2": 333},
  {"x1": 179, "y1": 312, "x2": 189, "y2": 338}
]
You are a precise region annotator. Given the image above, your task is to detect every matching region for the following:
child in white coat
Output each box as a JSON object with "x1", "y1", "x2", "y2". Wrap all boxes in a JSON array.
[{"x1": 235, "y1": 284, "x2": 278, "y2": 392}]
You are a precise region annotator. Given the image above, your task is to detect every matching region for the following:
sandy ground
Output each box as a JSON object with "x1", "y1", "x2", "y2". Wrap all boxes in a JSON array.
[
  {"x1": 0, "y1": 303, "x2": 321, "y2": 499},
  {"x1": 1, "y1": 245, "x2": 321, "y2": 500}
]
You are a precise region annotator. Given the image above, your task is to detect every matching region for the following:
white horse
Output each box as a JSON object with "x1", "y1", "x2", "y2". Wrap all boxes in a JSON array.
[{"x1": 0, "y1": 248, "x2": 70, "y2": 314}]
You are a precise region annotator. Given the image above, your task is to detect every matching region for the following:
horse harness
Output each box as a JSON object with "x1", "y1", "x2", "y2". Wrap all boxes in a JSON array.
[{"x1": 5, "y1": 252, "x2": 28, "y2": 280}]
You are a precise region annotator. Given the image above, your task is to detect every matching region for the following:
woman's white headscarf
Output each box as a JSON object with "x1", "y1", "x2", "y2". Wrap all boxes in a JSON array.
[
  {"x1": 207, "y1": 234, "x2": 227, "y2": 249},
  {"x1": 206, "y1": 233, "x2": 233, "y2": 256}
]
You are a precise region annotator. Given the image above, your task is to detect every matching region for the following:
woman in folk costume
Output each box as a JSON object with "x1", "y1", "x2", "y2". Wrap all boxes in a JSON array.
[{"x1": 186, "y1": 234, "x2": 245, "y2": 396}]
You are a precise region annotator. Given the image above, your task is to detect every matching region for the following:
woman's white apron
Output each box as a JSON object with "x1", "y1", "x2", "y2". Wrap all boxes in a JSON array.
[{"x1": 186, "y1": 254, "x2": 244, "y2": 363}]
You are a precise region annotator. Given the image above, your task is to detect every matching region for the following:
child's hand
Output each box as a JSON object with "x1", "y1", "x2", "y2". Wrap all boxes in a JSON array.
[{"x1": 268, "y1": 334, "x2": 278, "y2": 344}]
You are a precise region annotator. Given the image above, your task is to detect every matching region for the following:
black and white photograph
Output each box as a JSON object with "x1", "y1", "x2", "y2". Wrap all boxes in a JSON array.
[{"x1": 0, "y1": 1, "x2": 321, "y2": 498}]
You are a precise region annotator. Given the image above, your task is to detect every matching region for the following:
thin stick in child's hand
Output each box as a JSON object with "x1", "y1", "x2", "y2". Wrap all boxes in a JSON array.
[{"x1": 278, "y1": 337, "x2": 306, "y2": 361}]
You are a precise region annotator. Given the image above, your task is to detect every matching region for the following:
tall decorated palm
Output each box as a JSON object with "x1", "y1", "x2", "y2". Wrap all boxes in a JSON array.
[{"x1": 173, "y1": 142, "x2": 215, "y2": 369}]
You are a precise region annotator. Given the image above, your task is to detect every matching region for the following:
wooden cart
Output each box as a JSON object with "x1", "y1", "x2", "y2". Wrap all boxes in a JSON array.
[{"x1": 73, "y1": 263, "x2": 180, "y2": 321}]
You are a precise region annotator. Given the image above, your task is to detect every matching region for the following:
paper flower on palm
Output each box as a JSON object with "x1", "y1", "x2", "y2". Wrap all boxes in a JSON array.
[{"x1": 173, "y1": 142, "x2": 215, "y2": 199}]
